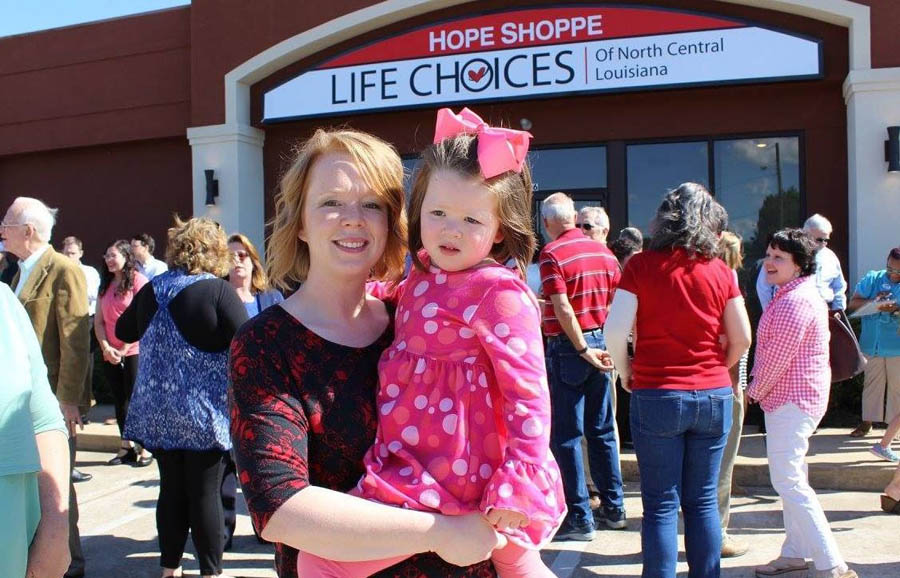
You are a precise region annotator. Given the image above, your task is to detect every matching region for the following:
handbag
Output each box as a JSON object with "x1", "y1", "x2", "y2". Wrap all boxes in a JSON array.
[{"x1": 828, "y1": 309, "x2": 867, "y2": 382}]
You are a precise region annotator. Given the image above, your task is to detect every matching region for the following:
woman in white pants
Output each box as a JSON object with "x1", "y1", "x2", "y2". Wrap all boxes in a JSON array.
[{"x1": 748, "y1": 229, "x2": 856, "y2": 578}]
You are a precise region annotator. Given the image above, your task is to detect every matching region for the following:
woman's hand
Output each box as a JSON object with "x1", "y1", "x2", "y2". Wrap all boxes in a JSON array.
[
  {"x1": 486, "y1": 507, "x2": 529, "y2": 530},
  {"x1": 101, "y1": 343, "x2": 121, "y2": 364},
  {"x1": 432, "y1": 512, "x2": 507, "y2": 567}
]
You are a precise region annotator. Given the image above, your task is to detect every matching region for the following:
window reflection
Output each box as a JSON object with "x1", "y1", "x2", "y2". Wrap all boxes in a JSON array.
[
  {"x1": 626, "y1": 142, "x2": 708, "y2": 235},
  {"x1": 714, "y1": 137, "x2": 801, "y2": 302},
  {"x1": 529, "y1": 147, "x2": 607, "y2": 192}
]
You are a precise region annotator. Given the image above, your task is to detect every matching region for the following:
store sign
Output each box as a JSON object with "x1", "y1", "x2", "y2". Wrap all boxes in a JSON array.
[{"x1": 263, "y1": 6, "x2": 822, "y2": 122}]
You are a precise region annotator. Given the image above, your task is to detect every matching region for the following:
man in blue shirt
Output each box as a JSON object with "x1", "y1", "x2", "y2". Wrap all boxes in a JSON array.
[{"x1": 848, "y1": 247, "x2": 900, "y2": 438}]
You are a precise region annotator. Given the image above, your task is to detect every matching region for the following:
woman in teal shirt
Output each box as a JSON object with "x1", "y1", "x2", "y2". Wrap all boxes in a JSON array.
[{"x1": 0, "y1": 282, "x2": 70, "y2": 578}]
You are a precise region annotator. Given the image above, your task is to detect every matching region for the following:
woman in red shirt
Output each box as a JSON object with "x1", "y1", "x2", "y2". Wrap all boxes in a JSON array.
[{"x1": 606, "y1": 183, "x2": 751, "y2": 578}]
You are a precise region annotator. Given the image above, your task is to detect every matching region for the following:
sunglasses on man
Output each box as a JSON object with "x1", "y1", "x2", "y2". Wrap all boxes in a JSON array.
[{"x1": 576, "y1": 223, "x2": 594, "y2": 231}]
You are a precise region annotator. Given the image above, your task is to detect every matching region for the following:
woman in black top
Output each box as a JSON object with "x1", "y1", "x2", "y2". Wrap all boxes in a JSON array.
[
  {"x1": 118, "y1": 217, "x2": 247, "y2": 578},
  {"x1": 229, "y1": 129, "x2": 502, "y2": 578}
]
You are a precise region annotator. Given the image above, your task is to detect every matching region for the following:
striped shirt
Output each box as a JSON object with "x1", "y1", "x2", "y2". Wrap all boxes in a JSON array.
[
  {"x1": 539, "y1": 228, "x2": 620, "y2": 336},
  {"x1": 748, "y1": 276, "x2": 831, "y2": 420}
]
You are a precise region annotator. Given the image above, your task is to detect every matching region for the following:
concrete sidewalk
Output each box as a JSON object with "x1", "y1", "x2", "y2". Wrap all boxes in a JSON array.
[{"x1": 80, "y1": 405, "x2": 899, "y2": 492}]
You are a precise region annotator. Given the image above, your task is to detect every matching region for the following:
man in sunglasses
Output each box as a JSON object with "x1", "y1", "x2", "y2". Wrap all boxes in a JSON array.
[
  {"x1": 755, "y1": 213, "x2": 847, "y2": 311},
  {"x1": 848, "y1": 247, "x2": 900, "y2": 440},
  {"x1": 576, "y1": 206, "x2": 611, "y2": 245}
]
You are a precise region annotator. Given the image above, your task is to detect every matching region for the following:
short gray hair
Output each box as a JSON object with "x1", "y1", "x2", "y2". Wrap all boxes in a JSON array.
[
  {"x1": 541, "y1": 192, "x2": 575, "y2": 222},
  {"x1": 15, "y1": 197, "x2": 58, "y2": 243},
  {"x1": 803, "y1": 213, "x2": 832, "y2": 234},
  {"x1": 579, "y1": 206, "x2": 609, "y2": 230}
]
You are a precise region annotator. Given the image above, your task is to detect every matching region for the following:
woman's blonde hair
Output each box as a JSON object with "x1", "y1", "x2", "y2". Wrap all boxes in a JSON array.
[
  {"x1": 228, "y1": 233, "x2": 270, "y2": 294},
  {"x1": 267, "y1": 129, "x2": 408, "y2": 291},
  {"x1": 165, "y1": 216, "x2": 229, "y2": 277},
  {"x1": 718, "y1": 230, "x2": 744, "y2": 271},
  {"x1": 408, "y1": 133, "x2": 535, "y2": 279}
]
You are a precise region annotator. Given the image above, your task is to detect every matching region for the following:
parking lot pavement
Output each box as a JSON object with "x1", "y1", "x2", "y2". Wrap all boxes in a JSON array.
[{"x1": 75, "y1": 451, "x2": 898, "y2": 577}]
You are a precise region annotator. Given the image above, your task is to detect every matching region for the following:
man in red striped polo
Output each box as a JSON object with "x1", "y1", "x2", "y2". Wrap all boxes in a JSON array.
[{"x1": 540, "y1": 192, "x2": 626, "y2": 541}]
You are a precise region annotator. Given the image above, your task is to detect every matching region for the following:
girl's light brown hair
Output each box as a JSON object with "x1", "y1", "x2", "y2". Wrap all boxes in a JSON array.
[
  {"x1": 718, "y1": 230, "x2": 744, "y2": 271},
  {"x1": 408, "y1": 133, "x2": 536, "y2": 279},
  {"x1": 267, "y1": 129, "x2": 408, "y2": 291},
  {"x1": 165, "y1": 216, "x2": 230, "y2": 277},
  {"x1": 228, "y1": 233, "x2": 270, "y2": 294}
]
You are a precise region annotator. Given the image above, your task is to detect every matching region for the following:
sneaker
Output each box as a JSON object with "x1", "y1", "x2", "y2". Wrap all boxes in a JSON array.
[
  {"x1": 720, "y1": 533, "x2": 750, "y2": 558},
  {"x1": 596, "y1": 508, "x2": 627, "y2": 530},
  {"x1": 814, "y1": 565, "x2": 858, "y2": 578},
  {"x1": 870, "y1": 443, "x2": 900, "y2": 462},
  {"x1": 552, "y1": 520, "x2": 596, "y2": 541}
]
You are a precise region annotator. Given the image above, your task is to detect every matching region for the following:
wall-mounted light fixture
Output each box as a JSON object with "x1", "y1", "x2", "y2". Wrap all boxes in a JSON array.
[
  {"x1": 886, "y1": 126, "x2": 900, "y2": 173},
  {"x1": 205, "y1": 169, "x2": 219, "y2": 206},
  {"x1": 520, "y1": 118, "x2": 533, "y2": 131}
]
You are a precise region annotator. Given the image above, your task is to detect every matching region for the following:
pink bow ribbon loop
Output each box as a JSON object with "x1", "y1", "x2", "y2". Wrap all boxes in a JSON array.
[{"x1": 433, "y1": 107, "x2": 532, "y2": 179}]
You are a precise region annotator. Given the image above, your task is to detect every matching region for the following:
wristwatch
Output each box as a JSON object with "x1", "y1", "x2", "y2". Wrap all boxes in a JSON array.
[{"x1": 576, "y1": 345, "x2": 589, "y2": 355}]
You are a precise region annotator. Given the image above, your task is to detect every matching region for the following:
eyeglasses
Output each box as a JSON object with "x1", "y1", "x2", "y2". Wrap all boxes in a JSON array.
[
  {"x1": 576, "y1": 223, "x2": 594, "y2": 231},
  {"x1": 814, "y1": 237, "x2": 830, "y2": 244},
  {"x1": 887, "y1": 266, "x2": 900, "y2": 275},
  {"x1": 0, "y1": 222, "x2": 27, "y2": 230},
  {"x1": 231, "y1": 250, "x2": 250, "y2": 261}
]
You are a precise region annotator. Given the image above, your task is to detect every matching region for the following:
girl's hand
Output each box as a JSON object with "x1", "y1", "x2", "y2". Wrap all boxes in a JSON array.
[
  {"x1": 433, "y1": 512, "x2": 507, "y2": 566},
  {"x1": 486, "y1": 508, "x2": 529, "y2": 530}
]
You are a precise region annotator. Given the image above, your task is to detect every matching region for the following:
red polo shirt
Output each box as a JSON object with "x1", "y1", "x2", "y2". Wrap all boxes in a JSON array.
[{"x1": 539, "y1": 228, "x2": 620, "y2": 337}]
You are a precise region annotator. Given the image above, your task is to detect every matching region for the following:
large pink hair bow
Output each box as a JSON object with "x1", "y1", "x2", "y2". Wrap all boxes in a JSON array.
[{"x1": 433, "y1": 107, "x2": 532, "y2": 179}]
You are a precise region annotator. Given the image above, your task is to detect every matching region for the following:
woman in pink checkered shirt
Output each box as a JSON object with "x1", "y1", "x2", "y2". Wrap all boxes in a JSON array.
[{"x1": 749, "y1": 228, "x2": 856, "y2": 578}]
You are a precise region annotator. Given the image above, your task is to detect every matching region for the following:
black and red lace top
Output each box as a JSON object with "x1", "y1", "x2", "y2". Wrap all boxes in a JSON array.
[{"x1": 229, "y1": 305, "x2": 496, "y2": 578}]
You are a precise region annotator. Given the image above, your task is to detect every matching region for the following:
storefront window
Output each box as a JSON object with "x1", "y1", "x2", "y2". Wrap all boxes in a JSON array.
[
  {"x1": 529, "y1": 146, "x2": 607, "y2": 244},
  {"x1": 626, "y1": 142, "x2": 709, "y2": 234},
  {"x1": 714, "y1": 136, "x2": 801, "y2": 301},
  {"x1": 529, "y1": 147, "x2": 607, "y2": 192}
]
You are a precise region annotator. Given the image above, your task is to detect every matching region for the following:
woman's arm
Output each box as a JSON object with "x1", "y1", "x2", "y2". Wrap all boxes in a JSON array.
[
  {"x1": 94, "y1": 304, "x2": 121, "y2": 364},
  {"x1": 26, "y1": 429, "x2": 71, "y2": 578},
  {"x1": 722, "y1": 296, "x2": 752, "y2": 369},
  {"x1": 229, "y1": 320, "x2": 502, "y2": 567},
  {"x1": 605, "y1": 289, "x2": 637, "y2": 386},
  {"x1": 264, "y1": 486, "x2": 503, "y2": 565}
]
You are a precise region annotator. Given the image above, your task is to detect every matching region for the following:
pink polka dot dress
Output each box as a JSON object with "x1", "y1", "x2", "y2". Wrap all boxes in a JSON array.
[{"x1": 357, "y1": 258, "x2": 567, "y2": 549}]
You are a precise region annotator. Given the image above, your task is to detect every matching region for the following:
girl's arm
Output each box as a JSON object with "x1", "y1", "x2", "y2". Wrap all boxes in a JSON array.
[{"x1": 27, "y1": 430, "x2": 71, "y2": 578}]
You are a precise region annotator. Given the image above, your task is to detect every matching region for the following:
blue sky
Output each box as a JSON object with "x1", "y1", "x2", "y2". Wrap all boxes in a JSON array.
[{"x1": 0, "y1": 0, "x2": 190, "y2": 38}]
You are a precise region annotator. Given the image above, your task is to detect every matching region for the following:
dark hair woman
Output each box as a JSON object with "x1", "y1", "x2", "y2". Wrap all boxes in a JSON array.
[
  {"x1": 605, "y1": 183, "x2": 752, "y2": 577},
  {"x1": 117, "y1": 217, "x2": 248, "y2": 578},
  {"x1": 747, "y1": 229, "x2": 856, "y2": 578},
  {"x1": 94, "y1": 239, "x2": 150, "y2": 467}
]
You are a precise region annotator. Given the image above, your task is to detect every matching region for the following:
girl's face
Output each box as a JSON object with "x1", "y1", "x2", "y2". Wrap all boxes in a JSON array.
[
  {"x1": 104, "y1": 245, "x2": 126, "y2": 274},
  {"x1": 421, "y1": 169, "x2": 503, "y2": 272},
  {"x1": 300, "y1": 152, "x2": 388, "y2": 281},
  {"x1": 763, "y1": 244, "x2": 801, "y2": 287},
  {"x1": 228, "y1": 241, "x2": 252, "y2": 281}
]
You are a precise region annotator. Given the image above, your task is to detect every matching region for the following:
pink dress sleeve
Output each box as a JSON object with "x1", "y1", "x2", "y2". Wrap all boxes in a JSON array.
[{"x1": 467, "y1": 270, "x2": 566, "y2": 548}]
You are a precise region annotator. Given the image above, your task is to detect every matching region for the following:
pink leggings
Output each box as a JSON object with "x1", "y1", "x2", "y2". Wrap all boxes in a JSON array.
[{"x1": 297, "y1": 542, "x2": 554, "y2": 578}]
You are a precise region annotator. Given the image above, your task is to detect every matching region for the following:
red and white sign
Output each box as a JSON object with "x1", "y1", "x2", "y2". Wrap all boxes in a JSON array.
[{"x1": 263, "y1": 6, "x2": 822, "y2": 122}]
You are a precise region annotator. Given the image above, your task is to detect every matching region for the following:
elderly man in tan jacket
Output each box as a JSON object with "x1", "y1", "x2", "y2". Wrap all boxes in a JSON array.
[{"x1": 1, "y1": 196, "x2": 90, "y2": 578}]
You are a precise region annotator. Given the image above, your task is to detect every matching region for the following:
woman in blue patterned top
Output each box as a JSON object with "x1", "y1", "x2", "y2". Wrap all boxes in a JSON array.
[{"x1": 117, "y1": 217, "x2": 248, "y2": 578}]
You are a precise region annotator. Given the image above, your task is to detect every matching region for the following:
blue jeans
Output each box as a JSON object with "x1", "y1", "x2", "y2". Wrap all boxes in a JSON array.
[
  {"x1": 547, "y1": 330, "x2": 624, "y2": 526},
  {"x1": 631, "y1": 386, "x2": 733, "y2": 578}
]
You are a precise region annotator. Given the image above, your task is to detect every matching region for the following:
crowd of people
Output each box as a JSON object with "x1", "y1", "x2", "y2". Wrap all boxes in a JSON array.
[{"x1": 1, "y1": 104, "x2": 898, "y2": 578}]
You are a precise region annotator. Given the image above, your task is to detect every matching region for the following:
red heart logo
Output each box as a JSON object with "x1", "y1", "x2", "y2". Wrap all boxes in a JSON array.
[{"x1": 467, "y1": 66, "x2": 487, "y2": 83}]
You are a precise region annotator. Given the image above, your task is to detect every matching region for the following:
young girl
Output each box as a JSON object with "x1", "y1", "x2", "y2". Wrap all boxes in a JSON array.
[{"x1": 299, "y1": 108, "x2": 566, "y2": 577}]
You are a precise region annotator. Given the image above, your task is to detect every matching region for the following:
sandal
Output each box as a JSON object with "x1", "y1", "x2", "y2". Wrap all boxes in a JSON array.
[
  {"x1": 849, "y1": 422, "x2": 871, "y2": 437},
  {"x1": 880, "y1": 495, "x2": 900, "y2": 514},
  {"x1": 755, "y1": 558, "x2": 810, "y2": 577}
]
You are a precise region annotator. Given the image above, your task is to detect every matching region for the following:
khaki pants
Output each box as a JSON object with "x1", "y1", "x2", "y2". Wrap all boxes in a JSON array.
[
  {"x1": 718, "y1": 387, "x2": 745, "y2": 530},
  {"x1": 861, "y1": 355, "x2": 900, "y2": 422}
]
